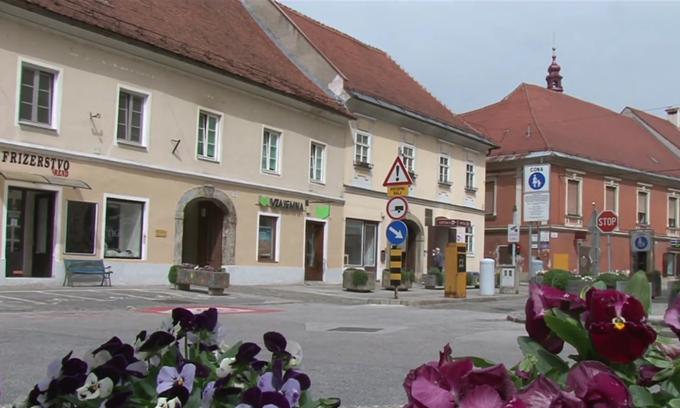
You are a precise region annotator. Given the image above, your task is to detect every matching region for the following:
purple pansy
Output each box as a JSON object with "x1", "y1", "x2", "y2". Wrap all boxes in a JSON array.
[
  {"x1": 157, "y1": 363, "x2": 196, "y2": 404},
  {"x1": 664, "y1": 296, "x2": 680, "y2": 340},
  {"x1": 567, "y1": 361, "x2": 631, "y2": 407},
  {"x1": 525, "y1": 283, "x2": 585, "y2": 354},
  {"x1": 584, "y1": 289, "x2": 656, "y2": 364}
]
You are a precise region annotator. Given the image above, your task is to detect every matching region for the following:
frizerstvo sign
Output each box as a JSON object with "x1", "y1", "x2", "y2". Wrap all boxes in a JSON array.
[{"x1": 1, "y1": 149, "x2": 71, "y2": 177}]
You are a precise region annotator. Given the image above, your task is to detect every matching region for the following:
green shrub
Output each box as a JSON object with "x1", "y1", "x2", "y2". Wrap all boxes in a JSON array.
[
  {"x1": 168, "y1": 264, "x2": 180, "y2": 285},
  {"x1": 402, "y1": 270, "x2": 415, "y2": 284},
  {"x1": 595, "y1": 272, "x2": 628, "y2": 289},
  {"x1": 350, "y1": 268, "x2": 369, "y2": 287},
  {"x1": 542, "y1": 269, "x2": 572, "y2": 290}
]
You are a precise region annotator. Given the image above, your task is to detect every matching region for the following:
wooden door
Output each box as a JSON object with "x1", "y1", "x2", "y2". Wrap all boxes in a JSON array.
[
  {"x1": 304, "y1": 221, "x2": 324, "y2": 281},
  {"x1": 32, "y1": 191, "x2": 55, "y2": 277},
  {"x1": 197, "y1": 201, "x2": 223, "y2": 270}
]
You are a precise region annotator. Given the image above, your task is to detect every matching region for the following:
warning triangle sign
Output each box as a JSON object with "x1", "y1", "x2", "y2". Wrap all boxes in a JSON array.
[{"x1": 383, "y1": 156, "x2": 414, "y2": 186}]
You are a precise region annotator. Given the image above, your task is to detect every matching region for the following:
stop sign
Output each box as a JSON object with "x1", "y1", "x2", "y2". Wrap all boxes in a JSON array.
[{"x1": 597, "y1": 210, "x2": 618, "y2": 233}]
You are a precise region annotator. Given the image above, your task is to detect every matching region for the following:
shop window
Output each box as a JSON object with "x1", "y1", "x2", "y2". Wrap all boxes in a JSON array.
[
  {"x1": 104, "y1": 198, "x2": 145, "y2": 259},
  {"x1": 116, "y1": 88, "x2": 148, "y2": 146},
  {"x1": 344, "y1": 219, "x2": 377, "y2": 268},
  {"x1": 309, "y1": 142, "x2": 325, "y2": 183},
  {"x1": 19, "y1": 62, "x2": 59, "y2": 128},
  {"x1": 261, "y1": 128, "x2": 281, "y2": 174},
  {"x1": 197, "y1": 110, "x2": 220, "y2": 161},
  {"x1": 258, "y1": 214, "x2": 279, "y2": 261},
  {"x1": 65, "y1": 201, "x2": 96, "y2": 254}
]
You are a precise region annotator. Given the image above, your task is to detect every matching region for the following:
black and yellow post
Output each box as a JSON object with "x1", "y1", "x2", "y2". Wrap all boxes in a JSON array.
[{"x1": 390, "y1": 246, "x2": 402, "y2": 299}]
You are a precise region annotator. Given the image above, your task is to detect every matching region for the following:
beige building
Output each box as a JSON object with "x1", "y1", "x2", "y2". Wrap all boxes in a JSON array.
[
  {"x1": 0, "y1": 0, "x2": 351, "y2": 285},
  {"x1": 0, "y1": 0, "x2": 494, "y2": 287}
]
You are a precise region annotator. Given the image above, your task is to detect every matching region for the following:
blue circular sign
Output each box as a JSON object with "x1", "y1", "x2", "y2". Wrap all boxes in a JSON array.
[
  {"x1": 634, "y1": 236, "x2": 649, "y2": 251},
  {"x1": 528, "y1": 172, "x2": 546, "y2": 190},
  {"x1": 386, "y1": 220, "x2": 408, "y2": 246}
]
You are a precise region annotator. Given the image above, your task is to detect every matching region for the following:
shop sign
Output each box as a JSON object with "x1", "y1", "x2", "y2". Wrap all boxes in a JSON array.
[
  {"x1": 1, "y1": 150, "x2": 70, "y2": 177},
  {"x1": 434, "y1": 217, "x2": 472, "y2": 227},
  {"x1": 258, "y1": 196, "x2": 304, "y2": 211}
]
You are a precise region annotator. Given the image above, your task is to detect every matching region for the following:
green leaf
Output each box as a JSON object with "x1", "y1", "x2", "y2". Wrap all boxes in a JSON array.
[
  {"x1": 646, "y1": 356, "x2": 674, "y2": 369},
  {"x1": 624, "y1": 271, "x2": 651, "y2": 314},
  {"x1": 630, "y1": 385, "x2": 655, "y2": 407},
  {"x1": 544, "y1": 309, "x2": 593, "y2": 359},
  {"x1": 517, "y1": 336, "x2": 569, "y2": 376},
  {"x1": 459, "y1": 356, "x2": 497, "y2": 368},
  {"x1": 591, "y1": 280, "x2": 607, "y2": 290},
  {"x1": 668, "y1": 399, "x2": 680, "y2": 408}
]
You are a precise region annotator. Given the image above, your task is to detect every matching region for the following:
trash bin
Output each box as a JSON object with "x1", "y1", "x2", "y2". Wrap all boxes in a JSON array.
[{"x1": 479, "y1": 258, "x2": 495, "y2": 296}]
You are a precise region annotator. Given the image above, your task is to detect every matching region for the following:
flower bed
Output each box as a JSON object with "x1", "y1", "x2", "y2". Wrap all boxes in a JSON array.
[
  {"x1": 403, "y1": 270, "x2": 680, "y2": 407},
  {"x1": 12, "y1": 307, "x2": 338, "y2": 408}
]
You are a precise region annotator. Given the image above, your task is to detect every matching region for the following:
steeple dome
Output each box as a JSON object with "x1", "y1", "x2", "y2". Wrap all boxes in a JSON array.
[{"x1": 546, "y1": 47, "x2": 563, "y2": 92}]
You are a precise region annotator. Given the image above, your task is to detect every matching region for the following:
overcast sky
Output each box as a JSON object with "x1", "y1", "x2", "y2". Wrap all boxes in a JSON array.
[{"x1": 282, "y1": 1, "x2": 680, "y2": 118}]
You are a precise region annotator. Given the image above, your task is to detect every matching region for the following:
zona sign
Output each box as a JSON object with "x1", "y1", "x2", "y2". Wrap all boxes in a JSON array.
[{"x1": 597, "y1": 210, "x2": 618, "y2": 233}]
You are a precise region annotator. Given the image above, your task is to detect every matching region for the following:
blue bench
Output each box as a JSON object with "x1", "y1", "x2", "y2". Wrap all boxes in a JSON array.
[{"x1": 63, "y1": 259, "x2": 112, "y2": 287}]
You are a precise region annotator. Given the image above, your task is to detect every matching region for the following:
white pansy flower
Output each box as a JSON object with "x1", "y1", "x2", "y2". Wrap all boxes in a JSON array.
[
  {"x1": 286, "y1": 341, "x2": 303, "y2": 367},
  {"x1": 156, "y1": 397, "x2": 182, "y2": 408},
  {"x1": 76, "y1": 373, "x2": 113, "y2": 401},
  {"x1": 216, "y1": 357, "x2": 235, "y2": 378}
]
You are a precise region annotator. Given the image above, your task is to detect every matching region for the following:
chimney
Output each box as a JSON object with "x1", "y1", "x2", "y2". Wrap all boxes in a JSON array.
[{"x1": 666, "y1": 107, "x2": 680, "y2": 128}]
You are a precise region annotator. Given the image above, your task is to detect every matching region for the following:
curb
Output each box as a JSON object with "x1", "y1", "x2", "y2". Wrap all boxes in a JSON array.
[
  {"x1": 506, "y1": 313, "x2": 666, "y2": 325},
  {"x1": 364, "y1": 293, "x2": 526, "y2": 307}
]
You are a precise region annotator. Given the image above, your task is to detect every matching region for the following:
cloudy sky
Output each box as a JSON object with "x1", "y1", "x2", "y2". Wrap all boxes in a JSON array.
[{"x1": 282, "y1": 1, "x2": 680, "y2": 117}]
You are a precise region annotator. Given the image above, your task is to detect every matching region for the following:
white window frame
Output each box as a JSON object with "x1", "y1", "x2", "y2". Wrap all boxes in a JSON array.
[
  {"x1": 102, "y1": 193, "x2": 149, "y2": 261},
  {"x1": 196, "y1": 107, "x2": 222, "y2": 162},
  {"x1": 669, "y1": 191, "x2": 680, "y2": 231},
  {"x1": 465, "y1": 163, "x2": 476, "y2": 191},
  {"x1": 354, "y1": 131, "x2": 372, "y2": 165},
  {"x1": 16, "y1": 57, "x2": 63, "y2": 132},
  {"x1": 637, "y1": 185, "x2": 651, "y2": 225},
  {"x1": 565, "y1": 175, "x2": 583, "y2": 225},
  {"x1": 399, "y1": 143, "x2": 416, "y2": 174},
  {"x1": 114, "y1": 84, "x2": 151, "y2": 148},
  {"x1": 261, "y1": 126, "x2": 283, "y2": 175},
  {"x1": 438, "y1": 154, "x2": 450, "y2": 184},
  {"x1": 256, "y1": 212, "x2": 281, "y2": 262},
  {"x1": 309, "y1": 140, "x2": 326, "y2": 184},
  {"x1": 603, "y1": 179, "x2": 620, "y2": 215},
  {"x1": 465, "y1": 226, "x2": 475, "y2": 255},
  {"x1": 343, "y1": 218, "x2": 378, "y2": 267},
  {"x1": 485, "y1": 178, "x2": 497, "y2": 216}
]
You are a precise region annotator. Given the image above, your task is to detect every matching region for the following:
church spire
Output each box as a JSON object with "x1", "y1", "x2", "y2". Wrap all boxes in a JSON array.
[{"x1": 546, "y1": 47, "x2": 563, "y2": 92}]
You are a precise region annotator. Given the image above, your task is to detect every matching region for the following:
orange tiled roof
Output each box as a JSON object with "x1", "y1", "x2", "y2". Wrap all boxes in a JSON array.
[
  {"x1": 627, "y1": 107, "x2": 680, "y2": 151},
  {"x1": 462, "y1": 83, "x2": 680, "y2": 176},
  {"x1": 13, "y1": 0, "x2": 350, "y2": 117},
  {"x1": 280, "y1": 3, "x2": 482, "y2": 137}
]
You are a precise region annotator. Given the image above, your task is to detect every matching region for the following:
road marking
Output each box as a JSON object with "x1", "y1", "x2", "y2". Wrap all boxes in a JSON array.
[
  {"x1": 41, "y1": 291, "x2": 108, "y2": 302},
  {"x1": 0, "y1": 294, "x2": 46, "y2": 304},
  {"x1": 137, "y1": 305, "x2": 283, "y2": 315}
]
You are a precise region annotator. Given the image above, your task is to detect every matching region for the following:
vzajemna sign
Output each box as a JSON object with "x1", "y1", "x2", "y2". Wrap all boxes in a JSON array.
[{"x1": 1, "y1": 150, "x2": 71, "y2": 177}]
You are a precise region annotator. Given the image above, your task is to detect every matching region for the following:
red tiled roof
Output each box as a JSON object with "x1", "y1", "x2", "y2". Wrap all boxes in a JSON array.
[
  {"x1": 280, "y1": 4, "x2": 480, "y2": 136},
  {"x1": 461, "y1": 83, "x2": 680, "y2": 176},
  {"x1": 627, "y1": 107, "x2": 680, "y2": 151},
  {"x1": 13, "y1": 0, "x2": 350, "y2": 117}
]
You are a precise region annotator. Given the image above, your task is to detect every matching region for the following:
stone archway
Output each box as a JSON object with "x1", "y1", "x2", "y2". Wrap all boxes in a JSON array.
[
  {"x1": 174, "y1": 186, "x2": 237, "y2": 268},
  {"x1": 402, "y1": 214, "x2": 425, "y2": 278}
]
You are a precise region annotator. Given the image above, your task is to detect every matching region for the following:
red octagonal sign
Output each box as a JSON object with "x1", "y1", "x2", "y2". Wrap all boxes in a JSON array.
[{"x1": 597, "y1": 210, "x2": 618, "y2": 233}]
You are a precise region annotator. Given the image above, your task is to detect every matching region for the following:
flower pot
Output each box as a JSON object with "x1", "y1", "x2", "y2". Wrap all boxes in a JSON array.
[
  {"x1": 342, "y1": 269, "x2": 376, "y2": 292},
  {"x1": 177, "y1": 267, "x2": 230, "y2": 295},
  {"x1": 423, "y1": 274, "x2": 437, "y2": 289},
  {"x1": 381, "y1": 269, "x2": 412, "y2": 291}
]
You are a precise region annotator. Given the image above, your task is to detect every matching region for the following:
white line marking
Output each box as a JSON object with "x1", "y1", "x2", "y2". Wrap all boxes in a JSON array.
[
  {"x1": 41, "y1": 291, "x2": 108, "y2": 302},
  {"x1": 0, "y1": 294, "x2": 46, "y2": 304}
]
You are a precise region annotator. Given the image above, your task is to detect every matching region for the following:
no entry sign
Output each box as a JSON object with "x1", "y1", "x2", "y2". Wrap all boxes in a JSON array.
[{"x1": 597, "y1": 210, "x2": 618, "y2": 233}]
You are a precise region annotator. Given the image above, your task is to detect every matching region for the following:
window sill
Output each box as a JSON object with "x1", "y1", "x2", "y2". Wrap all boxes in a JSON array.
[
  {"x1": 18, "y1": 120, "x2": 58, "y2": 134},
  {"x1": 465, "y1": 187, "x2": 477, "y2": 194},
  {"x1": 258, "y1": 258, "x2": 278, "y2": 263},
  {"x1": 310, "y1": 179, "x2": 325, "y2": 186},
  {"x1": 198, "y1": 155, "x2": 220, "y2": 163},
  {"x1": 353, "y1": 161, "x2": 373, "y2": 170},
  {"x1": 668, "y1": 228, "x2": 680, "y2": 236},
  {"x1": 485, "y1": 214, "x2": 496, "y2": 220},
  {"x1": 438, "y1": 181, "x2": 452, "y2": 188},
  {"x1": 261, "y1": 169, "x2": 281, "y2": 176},
  {"x1": 116, "y1": 140, "x2": 148, "y2": 151}
]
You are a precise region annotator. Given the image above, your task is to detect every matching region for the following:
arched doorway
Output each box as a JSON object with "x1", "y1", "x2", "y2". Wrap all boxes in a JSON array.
[
  {"x1": 174, "y1": 186, "x2": 237, "y2": 269},
  {"x1": 402, "y1": 216, "x2": 424, "y2": 277}
]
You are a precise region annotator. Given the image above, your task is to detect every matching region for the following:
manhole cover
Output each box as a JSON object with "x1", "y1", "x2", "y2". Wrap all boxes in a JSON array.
[{"x1": 328, "y1": 327, "x2": 382, "y2": 333}]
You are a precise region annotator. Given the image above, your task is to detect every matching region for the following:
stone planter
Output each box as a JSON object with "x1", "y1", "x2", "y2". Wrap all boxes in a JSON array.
[
  {"x1": 381, "y1": 269, "x2": 412, "y2": 291},
  {"x1": 615, "y1": 280, "x2": 628, "y2": 292},
  {"x1": 177, "y1": 268, "x2": 230, "y2": 295},
  {"x1": 342, "y1": 269, "x2": 376, "y2": 292},
  {"x1": 423, "y1": 274, "x2": 438, "y2": 289}
]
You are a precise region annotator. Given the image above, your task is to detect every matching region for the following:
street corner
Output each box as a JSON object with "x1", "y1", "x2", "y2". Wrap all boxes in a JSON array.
[{"x1": 135, "y1": 305, "x2": 284, "y2": 315}]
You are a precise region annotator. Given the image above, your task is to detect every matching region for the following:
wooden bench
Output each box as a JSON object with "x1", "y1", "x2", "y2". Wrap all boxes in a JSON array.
[{"x1": 63, "y1": 260, "x2": 112, "y2": 287}]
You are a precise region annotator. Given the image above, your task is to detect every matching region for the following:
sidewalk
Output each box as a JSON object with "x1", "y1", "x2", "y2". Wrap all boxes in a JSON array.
[{"x1": 228, "y1": 281, "x2": 528, "y2": 307}]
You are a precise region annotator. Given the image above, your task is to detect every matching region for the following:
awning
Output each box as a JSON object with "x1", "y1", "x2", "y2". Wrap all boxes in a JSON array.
[{"x1": 0, "y1": 170, "x2": 91, "y2": 189}]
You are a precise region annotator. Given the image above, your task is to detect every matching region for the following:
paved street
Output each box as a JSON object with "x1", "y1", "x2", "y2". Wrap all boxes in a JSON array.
[{"x1": 0, "y1": 284, "x2": 528, "y2": 407}]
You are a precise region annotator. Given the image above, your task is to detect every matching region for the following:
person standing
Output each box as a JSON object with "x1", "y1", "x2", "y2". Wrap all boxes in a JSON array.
[{"x1": 433, "y1": 247, "x2": 444, "y2": 273}]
